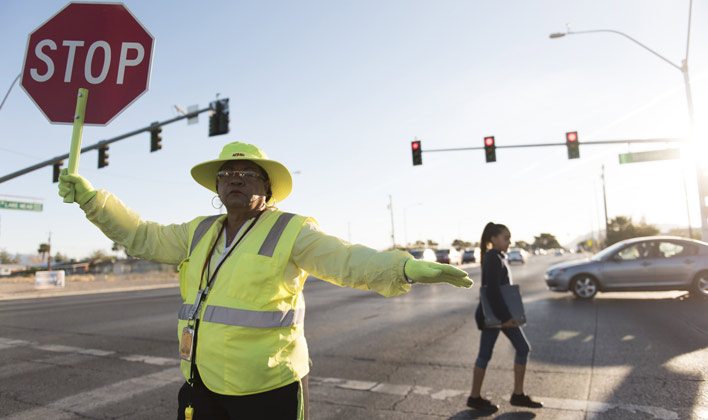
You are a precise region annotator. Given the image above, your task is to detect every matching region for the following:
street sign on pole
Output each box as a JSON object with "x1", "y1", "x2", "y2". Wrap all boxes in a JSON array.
[
  {"x1": 20, "y1": 2, "x2": 154, "y2": 126},
  {"x1": 618, "y1": 148, "x2": 681, "y2": 164},
  {"x1": 0, "y1": 200, "x2": 43, "y2": 212}
]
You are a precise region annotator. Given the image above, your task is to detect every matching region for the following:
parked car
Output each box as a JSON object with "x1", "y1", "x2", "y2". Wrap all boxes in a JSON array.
[
  {"x1": 448, "y1": 248, "x2": 463, "y2": 265},
  {"x1": 545, "y1": 236, "x2": 708, "y2": 299},
  {"x1": 435, "y1": 249, "x2": 450, "y2": 264},
  {"x1": 407, "y1": 248, "x2": 436, "y2": 262},
  {"x1": 462, "y1": 249, "x2": 476, "y2": 263},
  {"x1": 507, "y1": 248, "x2": 527, "y2": 264}
]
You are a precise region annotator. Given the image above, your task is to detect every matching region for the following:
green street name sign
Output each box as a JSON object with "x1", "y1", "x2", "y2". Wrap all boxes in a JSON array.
[
  {"x1": 619, "y1": 148, "x2": 681, "y2": 164},
  {"x1": 0, "y1": 200, "x2": 43, "y2": 212}
]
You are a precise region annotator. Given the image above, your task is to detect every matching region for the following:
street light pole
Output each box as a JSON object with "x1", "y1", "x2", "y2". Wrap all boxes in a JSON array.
[
  {"x1": 549, "y1": 0, "x2": 707, "y2": 240},
  {"x1": 388, "y1": 195, "x2": 396, "y2": 250}
]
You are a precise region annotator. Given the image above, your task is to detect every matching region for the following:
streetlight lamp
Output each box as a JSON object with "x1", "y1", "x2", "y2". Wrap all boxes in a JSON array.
[{"x1": 549, "y1": 0, "x2": 707, "y2": 240}]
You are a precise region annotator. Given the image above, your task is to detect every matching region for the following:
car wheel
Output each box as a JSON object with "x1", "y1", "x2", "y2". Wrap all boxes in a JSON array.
[
  {"x1": 692, "y1": 271, "x2": 708, "y2": 299},
  {"x1": 571, "y1": 275, "x2": 598, "y2": 299}
]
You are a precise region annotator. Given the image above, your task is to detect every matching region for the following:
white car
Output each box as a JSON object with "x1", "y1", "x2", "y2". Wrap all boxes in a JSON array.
[
  {"x1": 448, "y1": 248, "x2": 463, "y2": 265},
  {"x1": 407, "y1": 248, "x2": 436, "y2": 262},
  {"x1": 507, "y1": 248, "x2": 527, "y2": 264}
]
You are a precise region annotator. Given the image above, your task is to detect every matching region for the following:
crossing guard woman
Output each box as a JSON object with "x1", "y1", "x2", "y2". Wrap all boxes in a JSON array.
[{"x1": 58, "y1": 141, "x2": 473, "y2": 420}]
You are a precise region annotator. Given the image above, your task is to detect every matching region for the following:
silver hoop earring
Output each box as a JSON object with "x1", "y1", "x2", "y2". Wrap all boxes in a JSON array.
[{"x1": 212, "y1": 195, "x2": 223, "y2": 209}]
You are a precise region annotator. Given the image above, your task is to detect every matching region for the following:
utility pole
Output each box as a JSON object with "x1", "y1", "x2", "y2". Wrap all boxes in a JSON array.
[
  {"x1": 388, "y1": 195, "x2": 396, "y2": 250},
  {"x1": 601, "y1": 165, "x2": 610, "y2": 245},
  {"x1": 47, "y1": 232, "x2": 52, "y2": 271}
]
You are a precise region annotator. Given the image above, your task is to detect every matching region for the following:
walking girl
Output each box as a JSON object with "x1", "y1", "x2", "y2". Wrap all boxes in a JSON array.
[{"x1": 467, "y1": 222, "x2": 542, "y2": 413}]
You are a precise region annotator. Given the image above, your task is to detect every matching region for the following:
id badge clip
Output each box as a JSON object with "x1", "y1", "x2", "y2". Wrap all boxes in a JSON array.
[{"x1": 187, "y1": 289, "x2": 204, "y2": 320}]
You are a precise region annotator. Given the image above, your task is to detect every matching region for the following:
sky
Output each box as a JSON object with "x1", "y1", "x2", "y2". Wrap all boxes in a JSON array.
[{"x1": 1, "y1": 0, "x2": 707, "y2": 260}]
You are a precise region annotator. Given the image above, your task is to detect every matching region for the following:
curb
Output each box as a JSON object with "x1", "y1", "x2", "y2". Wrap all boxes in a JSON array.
[{"x1": 0, "y1": 282, "x2": 179, "y2": 301}]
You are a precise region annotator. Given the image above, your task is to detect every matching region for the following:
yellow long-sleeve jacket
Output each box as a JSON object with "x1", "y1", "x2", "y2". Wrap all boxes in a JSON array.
[
  {"x1": 79, "y1": 190, "x2": 413, "y2": 395},
  {"x1": 81, "y1": 190, "x2": 412, "y2": 297}
]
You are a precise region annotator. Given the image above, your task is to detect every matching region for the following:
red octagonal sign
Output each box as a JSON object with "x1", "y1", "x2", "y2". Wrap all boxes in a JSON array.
[{"x1": 21, "y1": 2, "x2": 154, "y2": 125}]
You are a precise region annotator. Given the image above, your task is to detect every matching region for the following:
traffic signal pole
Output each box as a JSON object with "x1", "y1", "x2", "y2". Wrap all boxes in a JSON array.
[
  {"x1": 418, "y1": 137, "x2": 687, "y2": 154},
  {"x1": 0, "y1": 101, "x2": 221, "y2": 184}
]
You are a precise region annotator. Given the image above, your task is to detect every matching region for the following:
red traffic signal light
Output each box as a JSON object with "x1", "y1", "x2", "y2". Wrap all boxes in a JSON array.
[
  {"x1": 484, "y1": 136, "x2": 496, "y2": 163},
  {"x1": 411, "y1": 140, "x2": 422, "y2": 165},
  {"x1": 566, "y1": 131, "x2": 579, "y2": 159}
]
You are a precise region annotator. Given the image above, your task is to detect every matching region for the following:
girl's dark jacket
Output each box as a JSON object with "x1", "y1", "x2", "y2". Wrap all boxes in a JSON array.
[{"x1": 474, "y1": 249, "x2": 512, "y2": 330}]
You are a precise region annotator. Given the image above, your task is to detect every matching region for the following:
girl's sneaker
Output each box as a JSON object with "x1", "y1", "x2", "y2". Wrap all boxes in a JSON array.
[
  {"x1": 510, "y1": 393, "x2": 543, "y2": 408},
  {"x1": 466, "y1": 396, "x2": 499, "y2": 412}
]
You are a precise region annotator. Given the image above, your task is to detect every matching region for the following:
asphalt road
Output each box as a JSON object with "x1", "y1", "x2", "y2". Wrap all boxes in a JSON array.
[{"x1": 0, "y1": 254, "x2": 706, "y2": 419}]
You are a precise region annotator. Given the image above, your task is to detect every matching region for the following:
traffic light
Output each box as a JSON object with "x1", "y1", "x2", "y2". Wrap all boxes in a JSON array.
[
  {"x1": 411, "y1": 140, "x2": 422, "y2": 166},
  {"x1": 150, "y1": 125, "x2": 162, "y2": 152},
  {"x1": 209, "y1": 98, "x2": 230, "y2": 137},
  {"x1": 98, "y1": 146, "x2": 109, "y2": 168},
  {"x1": 566, "y1": 131, "x2": 579, "y2": 159},
  {"x1": 52, "y1": 160, "x2": 63, "y2": 183},
  {"x1": 484, "y1": 136, "x2": 496, "y2": 163}
]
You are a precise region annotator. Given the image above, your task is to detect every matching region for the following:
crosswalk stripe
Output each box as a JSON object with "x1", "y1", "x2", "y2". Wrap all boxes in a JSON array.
[
  {"x1": 0, "y1": 336, "x2": 178, "y2": 366},
  {"x1": 310, "y1": 375, "x2": 693, "y2": 419},
  {"x1": 4, "y1": 367, "x2": 182, "y2": 420}
]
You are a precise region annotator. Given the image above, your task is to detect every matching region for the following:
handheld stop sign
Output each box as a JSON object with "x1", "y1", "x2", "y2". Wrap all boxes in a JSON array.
[{"x1": 20, "y1": 2, "x2": 154, "y2": 201}]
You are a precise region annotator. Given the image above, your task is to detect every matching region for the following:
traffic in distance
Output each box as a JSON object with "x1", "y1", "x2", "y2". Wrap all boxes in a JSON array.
[{"x1": 408, "y1": 236, "x2": 708, "y2": 301}]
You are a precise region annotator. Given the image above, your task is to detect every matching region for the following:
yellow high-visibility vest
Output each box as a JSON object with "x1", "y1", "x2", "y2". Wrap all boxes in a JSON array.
[{"x1": 177, "y1": 210, "x2": 309, "y2": 395}]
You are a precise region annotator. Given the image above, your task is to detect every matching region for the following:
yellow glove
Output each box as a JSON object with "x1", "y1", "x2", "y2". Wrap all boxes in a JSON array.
[
  {"x1": 404, "y1": 259, "x2": 473, "y2": 288},
  {"x1": 58, "y1": 168, "x2": 97, "y2": 205}
]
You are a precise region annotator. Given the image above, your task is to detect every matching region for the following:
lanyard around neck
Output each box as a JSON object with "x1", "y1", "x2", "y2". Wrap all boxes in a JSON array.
[
  {"x1": 188, "y1": 211, "x2": 265, "y2": 322},
  {"x1": 200, "y1": 210, "x2": 265, "y2": 291}
]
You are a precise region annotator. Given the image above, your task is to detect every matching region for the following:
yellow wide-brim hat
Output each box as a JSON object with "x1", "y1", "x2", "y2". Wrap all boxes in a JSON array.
[{"x1": 190, "y1": 142, "x2": 292, "y2": 205}]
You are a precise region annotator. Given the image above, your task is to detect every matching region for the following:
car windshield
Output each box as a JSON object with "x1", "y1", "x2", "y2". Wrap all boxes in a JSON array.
[{"x1": 591, "y1": 241, "x2": 629, "y2": 261}]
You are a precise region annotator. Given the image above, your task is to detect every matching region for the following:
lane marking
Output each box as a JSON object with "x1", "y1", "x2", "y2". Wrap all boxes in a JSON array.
[
  {"x1": 371, "y1": 383, "x2": 411, "y2": 396},
  {"x1": 310, "y1": 375, "x2": 695, "y2": 419},
  {"x1": 4, "y1": 367, "x2": 182, "y2": 420},
  {"x1": 120, "y1": 354, "x2": 176, "y2": 366},
  {"x1": 35, "y1": 343, "x2": 115, "y2": 357},
  {"x1": 0, "y1": 336, "x2": 178, "y2": 367}
]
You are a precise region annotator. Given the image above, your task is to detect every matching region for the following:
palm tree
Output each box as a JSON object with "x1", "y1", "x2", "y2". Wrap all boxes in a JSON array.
[{"x1": 37, "y1": 243, "x2": 50, "y2": 261}]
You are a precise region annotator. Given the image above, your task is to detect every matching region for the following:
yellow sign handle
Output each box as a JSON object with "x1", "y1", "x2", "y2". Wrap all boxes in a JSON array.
[{"x1": 64, "y1": 88, "x2": 88, "y2": 203}]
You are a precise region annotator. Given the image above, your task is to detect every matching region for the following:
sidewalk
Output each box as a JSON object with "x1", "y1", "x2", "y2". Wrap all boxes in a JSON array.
[{"x1": 0, "y1": 272, "x2": 179, "y2": 301}]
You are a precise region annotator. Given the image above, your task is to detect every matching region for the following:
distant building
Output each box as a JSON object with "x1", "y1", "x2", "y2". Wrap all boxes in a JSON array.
[
  {"x1": 92, "y1": 258, "x2": 176, "y2": 274},
  {"x1": 5, "y1": 258, "x2": 175, "y2": 277},
  {"x1": 0, "y1": 264, "x2": 27, "y2": 276}
]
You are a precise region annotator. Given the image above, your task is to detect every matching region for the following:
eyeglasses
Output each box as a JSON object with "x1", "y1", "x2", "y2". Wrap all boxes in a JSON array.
[{"x1": 216, "y1": 169, "x2": 265, "y2": 181}]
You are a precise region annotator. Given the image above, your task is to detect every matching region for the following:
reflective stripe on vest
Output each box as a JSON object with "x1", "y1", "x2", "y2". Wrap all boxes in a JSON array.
[
  {"x1": 178, "y1": 303, "x2": 305, "y2": 328},
  {"x1": 258, "y1": 213, "x2": 296, "y2": 257},
  {"x1": 190, "y1": 214, "x2": 221, "y2": 255}
]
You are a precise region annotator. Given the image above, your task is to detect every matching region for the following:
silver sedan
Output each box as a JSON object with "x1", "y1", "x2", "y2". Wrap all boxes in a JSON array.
[{"x1": 545, "y1": 236, "x2": 708, "y2": 299}]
